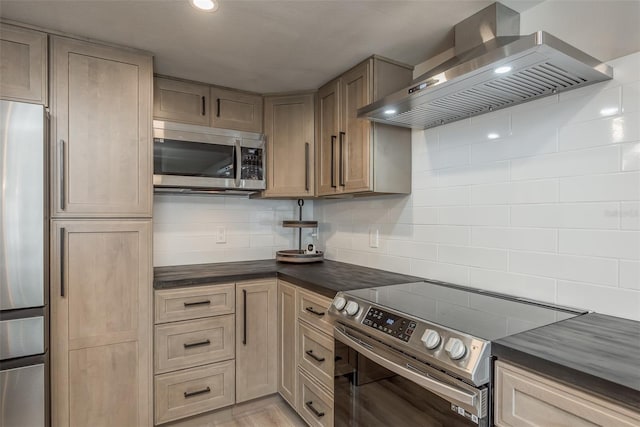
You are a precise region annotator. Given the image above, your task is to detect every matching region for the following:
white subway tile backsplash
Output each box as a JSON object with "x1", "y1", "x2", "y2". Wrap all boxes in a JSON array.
[
  {"x1": 559, "y1": 230, "x2": 640, "y2": 260},
  {"x1": 622, "y1": 82, "x2": 640, "y2": 114},
  {"x1": 438, "y1": 162, "x2": 510, "y2": 187},
  {"x1": 410, "y1": 259, "x2": 469, "y2": 284},
  {"x1": 413, "y1": 187, "x2": 469, "y2": 207},
  {"x1": 414, "y1": 225, "x2": 470, "y2": 245},
  {"x1": 559, "y1": 172, "x2": 640, "y2": 202},
  {"x1": 620, "y1": 202, "x2": 640, "y2": 230},
  {"x1": 619, "y1": 260, "x2": 640, "y2": 290},
  {"x1": 438, "y1": 114, "x2": 510, "y2": 147},
  {"x1": 558, "y1": 85, "x2": 622, "y2": 124},
  {"x1": 422, "y1": 144, "x2": 470, "y2": 171},
  {"x1": 468, "y1": 269, "x2": 557, "y2": 302},
  {"x1": 510, "y1": 145, "x2": 619, "y2": 180},
  {"x1": 438, "y1": 245, "x2": 508, "y2": 270},
  {"x1": 470, "y1": 180, "x2": 558, "y2": 205},
  {"x1": 387, "y1": 240, "x2": 438, "y2": 261},
  {"x1": 439, "y1": 206, "x2": 509, "y2": 226},
  {"x1": 559, "y1": 115, "x2": 640, "y2": 151},
  {"x1": 509, "y1": 251, "x2": 618, "y2": 287},
  {"x1": 471, "y1": 227, "x2": 558, "y2": 252},
  {"x1": 510, "y1": 203, "x2": 620, "y2": 229},
  {"x1": 557, "y1": 281, "x2": 640, "y2": 321},
  {"x1": 471, "y1": 128, "x2": 557, "y2": 164},
  {"x1": 621, "y1": 141, "x2": 640, "y2": 171}
]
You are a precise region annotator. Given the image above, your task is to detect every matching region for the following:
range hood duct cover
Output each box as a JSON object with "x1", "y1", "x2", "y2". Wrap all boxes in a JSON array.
[{"x1": 358, "y1": 2, "x2": 613, "y2": 130}]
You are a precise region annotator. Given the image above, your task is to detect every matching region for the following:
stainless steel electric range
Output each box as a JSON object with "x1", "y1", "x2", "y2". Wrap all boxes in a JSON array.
[{"x1": 328, "y1": 280, "x2": 587, "y2": 427}]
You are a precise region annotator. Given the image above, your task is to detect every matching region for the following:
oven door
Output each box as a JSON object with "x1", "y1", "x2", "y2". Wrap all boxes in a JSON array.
[{"x1": 334, "y1": 325, "x2": 488, "y2": 427}]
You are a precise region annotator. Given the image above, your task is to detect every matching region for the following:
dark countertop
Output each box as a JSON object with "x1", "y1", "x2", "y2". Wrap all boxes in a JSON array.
[
  {"x1": 493, "y1": 312, "x2": 640, "y2": 411},
  {"x1": 154, "y1": 259, "x2": 421, "y2": 299}
]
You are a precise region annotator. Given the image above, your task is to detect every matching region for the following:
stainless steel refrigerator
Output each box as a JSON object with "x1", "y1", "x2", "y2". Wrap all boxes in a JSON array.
[{"x1": 0, "y1": 100, "x2": 48, "y2": 427}]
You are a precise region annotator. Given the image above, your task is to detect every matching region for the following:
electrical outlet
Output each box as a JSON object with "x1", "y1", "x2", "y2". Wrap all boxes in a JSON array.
[
  {"x1": 216, "y1": 226, "x2": 226, "y2": 244},
  {"x1": 369, "y1": 228, "x2": 379, "y2": 248}
]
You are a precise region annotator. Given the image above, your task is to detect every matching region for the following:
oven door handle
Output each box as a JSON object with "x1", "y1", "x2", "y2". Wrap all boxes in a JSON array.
[{"x1": 334, "y1": 327, "x2": 478, "y2": 409}]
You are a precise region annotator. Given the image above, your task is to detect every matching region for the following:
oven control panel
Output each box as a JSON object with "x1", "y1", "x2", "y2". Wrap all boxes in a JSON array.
[{"x1": 362, "y1": 307, "x2": 417, "y2": 342}]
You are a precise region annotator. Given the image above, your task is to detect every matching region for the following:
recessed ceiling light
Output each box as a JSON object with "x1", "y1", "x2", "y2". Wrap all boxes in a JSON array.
[
  {"x1": 494, "y1": 66, "x2": 512, "y2": 74},
  {"x1": 190, "y1": 0, "x2": 218, "y2": 12},
  {"x1": 384, "y1": 109, "x2": 397, "y2": 115}
]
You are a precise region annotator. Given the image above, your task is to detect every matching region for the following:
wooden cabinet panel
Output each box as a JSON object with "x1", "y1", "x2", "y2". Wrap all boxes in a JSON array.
[
  {"x1": 264, "y1": 93, "x2": 315, "y2": 197},
  {"x1": 155, "y1": 360, "x2": 236, "y2": 425},
  {"x1": 298, "y1": 322, "x2": 334, "y2": 391},
  {"x1": 155, "y1": 315, "x2": 235, "y2": 374},
  {"x1": 298, "y1": 368, "x2": 334, "y2": 427},
  {"x1": 316, "y1": 79, "x2": 340, "y2": 196},
  {"x1": 236, "y1": 279, "x2": 277, "y2": 403},
  {"x1": 277, "y1": 281, "x2": 298, "y2": 409},
  {"x1": 0, "y1": 24, "x2": 47, "y2": 105},
  {"x1": 297, "y1": 289, "x2": 333, "y2": 336},
  {"x1": 153, "y1": 77, "x2": 210, "y2": 126},
  {"x1": 51, "y1": 36, "x2": 152, "y2": 217},
  {"x1": 50, "y1": 220, "x2": 151, "y2": 427},
  {"x1": 155, "y1": 284, "x2": 235, "y2": 324},
  {"x1": 340, "y1": 60, "x2": 372, "y2": 193},
  {"x1": 495, "y1": 361, "x2": 640, "y2": 427},
  {"x1": 210, "y1": 87, "x2": 262, "y2": 133}
]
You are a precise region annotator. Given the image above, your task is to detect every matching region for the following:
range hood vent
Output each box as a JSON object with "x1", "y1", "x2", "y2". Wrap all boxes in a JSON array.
[{"x1": 358, "y1": 3, "x2": 613, "y2": 130}]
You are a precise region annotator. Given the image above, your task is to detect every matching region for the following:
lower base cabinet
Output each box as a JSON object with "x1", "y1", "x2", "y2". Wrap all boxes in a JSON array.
[
  {"x1": 298, "y1": 368, "x2": 334, "y2": 427},
  {"x1": 495, "y1": 361, "x2": 640, "y2": 427}
]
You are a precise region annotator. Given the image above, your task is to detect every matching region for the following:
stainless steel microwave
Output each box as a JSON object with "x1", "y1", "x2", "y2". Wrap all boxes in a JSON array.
[{"x1": 153, "y1": 120, "x2": 266, "y2": 192}]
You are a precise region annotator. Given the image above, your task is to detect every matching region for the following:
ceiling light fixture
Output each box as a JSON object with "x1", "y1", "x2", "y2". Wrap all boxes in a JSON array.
[
  {"x1": 494, "y1": 65, "x2": 512, "y2": 74},
  {"x1": 384, "y1": 109, "x2": 397, "y2": 115},
  {"x1": 190, "y1": 0, "x2": 218, "y2": 12}
]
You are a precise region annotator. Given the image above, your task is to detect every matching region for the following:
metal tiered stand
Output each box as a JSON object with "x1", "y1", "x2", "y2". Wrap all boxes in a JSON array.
[{"x1": 276, "y1": 199, "x2": 323, "y2": 263}]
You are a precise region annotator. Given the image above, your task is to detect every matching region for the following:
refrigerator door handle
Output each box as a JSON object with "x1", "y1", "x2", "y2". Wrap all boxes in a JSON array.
[
  {"x1": 60, "y1": 228, "x2": 65, "y2": 297},
  {"x1": 59, "y1": 139, "x2": 66, "y2": 210}
]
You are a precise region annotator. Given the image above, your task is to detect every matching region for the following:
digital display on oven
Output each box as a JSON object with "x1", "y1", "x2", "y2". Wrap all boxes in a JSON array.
[{"x1": 363, "y1": 307, "x2": 417, "y2": 342}]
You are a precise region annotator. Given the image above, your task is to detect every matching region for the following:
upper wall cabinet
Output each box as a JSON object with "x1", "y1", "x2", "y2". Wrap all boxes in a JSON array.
[
  {"x1": 51, "y1": 36, "x2": 153, "y2": 217},
  {"x1": 317, "y1": 56, "x2": 413, "y2": 197},
  {"x1": 263, "y1": 93, "x2": 315, "y2": 198},
  {"x1": 0, "y1": 24, "x2": 47, "y2": 105},
  {"x1": 153, "y1": 77, "x2": 210, "y2": 126},
  {"x1": 210, "y1": 87, "x2": 263, "y2": 133}
]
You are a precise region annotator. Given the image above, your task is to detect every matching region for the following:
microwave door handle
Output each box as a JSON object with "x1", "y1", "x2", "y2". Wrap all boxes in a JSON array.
[{"x1": 234, "y1": 139, "x2": 241, "y2": 188}]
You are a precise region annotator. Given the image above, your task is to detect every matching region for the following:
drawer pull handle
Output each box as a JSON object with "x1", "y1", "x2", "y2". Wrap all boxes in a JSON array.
[
  {"x1": 305, "y1": 349, "x2": 325, "y2": 363},
  {"x1": 184, "y1": 387, "x2": 211, "y2": 398},
  {"x1": 305, "y1": 306, "x2": 325, "y2": 317},
  {"x1": 183, "y1": 339, "x2": 211, "y2": 349},
  {"x1": 183, "y1": 300, "x2": 211, "y2": 307},
  {"x1": 305, "y1": 401, "x2": 325, "y2": 418}
]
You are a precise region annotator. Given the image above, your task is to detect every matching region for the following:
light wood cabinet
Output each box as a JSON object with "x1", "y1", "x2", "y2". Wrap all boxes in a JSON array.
[
  {"x1": 50, "y1": 220, "x2": 152, "y2": 427},
  {"x1": 495, "y1": 361, "x2": 640, "y2": 427},
  {"x1": 155, "y1": 283, "x2": 235, "y2": 324},
  {"x1": 298, "y1": 289, "x2": 333, "y2": 336},
  {"x1": 316, "y1": 56, "x2": 412, "y2": 196},
  {"x1": 264, "y1": 93, "x2": 315, "y2": 198},
  {"x1": 298, "y1": 322, "x2": 334, "y2": 391},
  {"x1": 298, "y1": 368, "x2": 334, "y2": 427},
  {"x1": 210, "y1": 87, "x2": 262, "y2": 133},
  {"x1": 154, "y1": 77, "x2": 210, "y2": 126},
  {"x1": 0, "y1": 23, "x2": 47, "y2": 105},
  {"x1": 277, "y1": 281, "x2": 298, "y2": 408},
  {"x1": 235, "y1": 279, "x2": 278, "y2": 403},
  {"x1": 51, "y1": 36, "x2": 152, "y2": 217}
]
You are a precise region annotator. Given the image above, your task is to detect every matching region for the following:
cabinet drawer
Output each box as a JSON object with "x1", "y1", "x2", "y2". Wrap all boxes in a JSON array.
[
  {"x1": 155, "y1": 284, "x2": 235, "y2": 324},
  {"x1": 155, "y1": 360, "x2": 235, "y2": 424},
  {"x1": 298, "y1": 289, "x2": 333, "y2": 336},
  {"x1": 155, "y1": 315, "x2": 235, "y2": 374},
  {"x1": 298, "y1": 368, "x2": 334, "y2": 427},
  {"x1": 298, "y1": 322, "x2": 334, "y2": 390},
  {"x1": 495, "y1": 361, "x2": 640, "y2": 427}
]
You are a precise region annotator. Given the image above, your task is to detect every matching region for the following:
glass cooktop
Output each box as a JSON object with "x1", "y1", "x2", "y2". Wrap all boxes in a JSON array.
[{"x1": 345, "y1": 281, "x2": 586, "y2": 341}]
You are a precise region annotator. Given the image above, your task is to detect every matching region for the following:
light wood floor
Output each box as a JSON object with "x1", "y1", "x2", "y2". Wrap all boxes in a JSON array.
[{"x1": 164, "y1": 395, "x2": 307, "y2": 427}]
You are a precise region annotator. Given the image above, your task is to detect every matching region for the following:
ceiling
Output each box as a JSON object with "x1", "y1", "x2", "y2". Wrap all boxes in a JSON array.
[{"x1": 0, "y1": 0, "x2": 547, "y2": 93}]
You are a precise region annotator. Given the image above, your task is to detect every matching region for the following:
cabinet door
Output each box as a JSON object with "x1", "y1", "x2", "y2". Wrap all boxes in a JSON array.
[
  {"x1": 153, "y1": 77, "x2": 210, "y2": 125},
  {"x1": 50, "y1": 220, "x2": 151, "y2": 427},
  {"x1": 340, "y1": 60, "x2": 372, "y2": 193},
  {"x1": 316, "y1": 79, "x2": 341, "y2": 196},
  {"x1": 51, "y1": 36, "x2": 152, "y2": 217},
  {"x1": 236, "y1": 279, "x2": 277, "y2": 403},
  {"x1": 0, "y1": 24, "x2": 47, "y2": 105},
  {"x1": 277, "y1": 281, "x2": 298, "y2": 408},
  {"x1": 210, "y1": 87, "x2": 262, "y2": 133},
  {"x1": 264, "y1": 93, "x2": 315, "y2": 197}
]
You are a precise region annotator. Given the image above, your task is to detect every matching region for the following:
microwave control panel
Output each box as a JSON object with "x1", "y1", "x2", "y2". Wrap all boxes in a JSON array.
[
  {"x1": 241, "y1": 147, "x2": 263, "y2": 180},
  {"x1": 362, "y1": 307, "x2": 416, "y2": 342}
]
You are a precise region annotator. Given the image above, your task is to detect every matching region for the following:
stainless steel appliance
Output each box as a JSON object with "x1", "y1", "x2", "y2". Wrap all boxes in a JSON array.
[
  {"x1": 153, "y1": 120, "x2": 265, "y2": 195},
  {"x1": 0, "y1": 100, "x2": 48, "y2": 427},
  {"x1": 329, "y1": 281, "x2": 586, "y2": 426},
  {"x1": 358, "y1": 2, "x2": 613, "y2": 129}
]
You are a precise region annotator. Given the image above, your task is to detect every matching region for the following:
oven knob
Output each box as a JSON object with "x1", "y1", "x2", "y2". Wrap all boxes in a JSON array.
[
  {"x1": 445, "y1": 338, "x2": 466, "y2": 360},
  {"x1": 345, "y1": 301, "x2": 360, "y2": 316},
  {"x1": 333, "y1": 296, "x2": 347, "y2": 311},
  {"x1": 421, "y1": 329, "x2": 441, "y2": 349}
]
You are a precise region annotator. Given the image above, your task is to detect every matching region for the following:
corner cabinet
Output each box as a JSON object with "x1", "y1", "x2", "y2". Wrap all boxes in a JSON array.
[
  {"x1": 495, "y1": 361, "x2": 640, "y2": 427},
  {"x1": 263, "y1": 93, "x2": 315, "y2": 198},
  {"x1": 51, "y1": 36, "x2": 152, "y2": 217},
  {"x1": 317, "y1": 56, "x2": 413, "y2": 197},
  {"x1": 0, "y1": 23, "x2": 47, "y2": 105}
]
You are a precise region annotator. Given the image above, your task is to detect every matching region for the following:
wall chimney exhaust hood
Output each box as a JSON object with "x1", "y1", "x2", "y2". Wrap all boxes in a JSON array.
[{"x1": 358, "y1": 2, "x2": 613, "y2": 130}]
